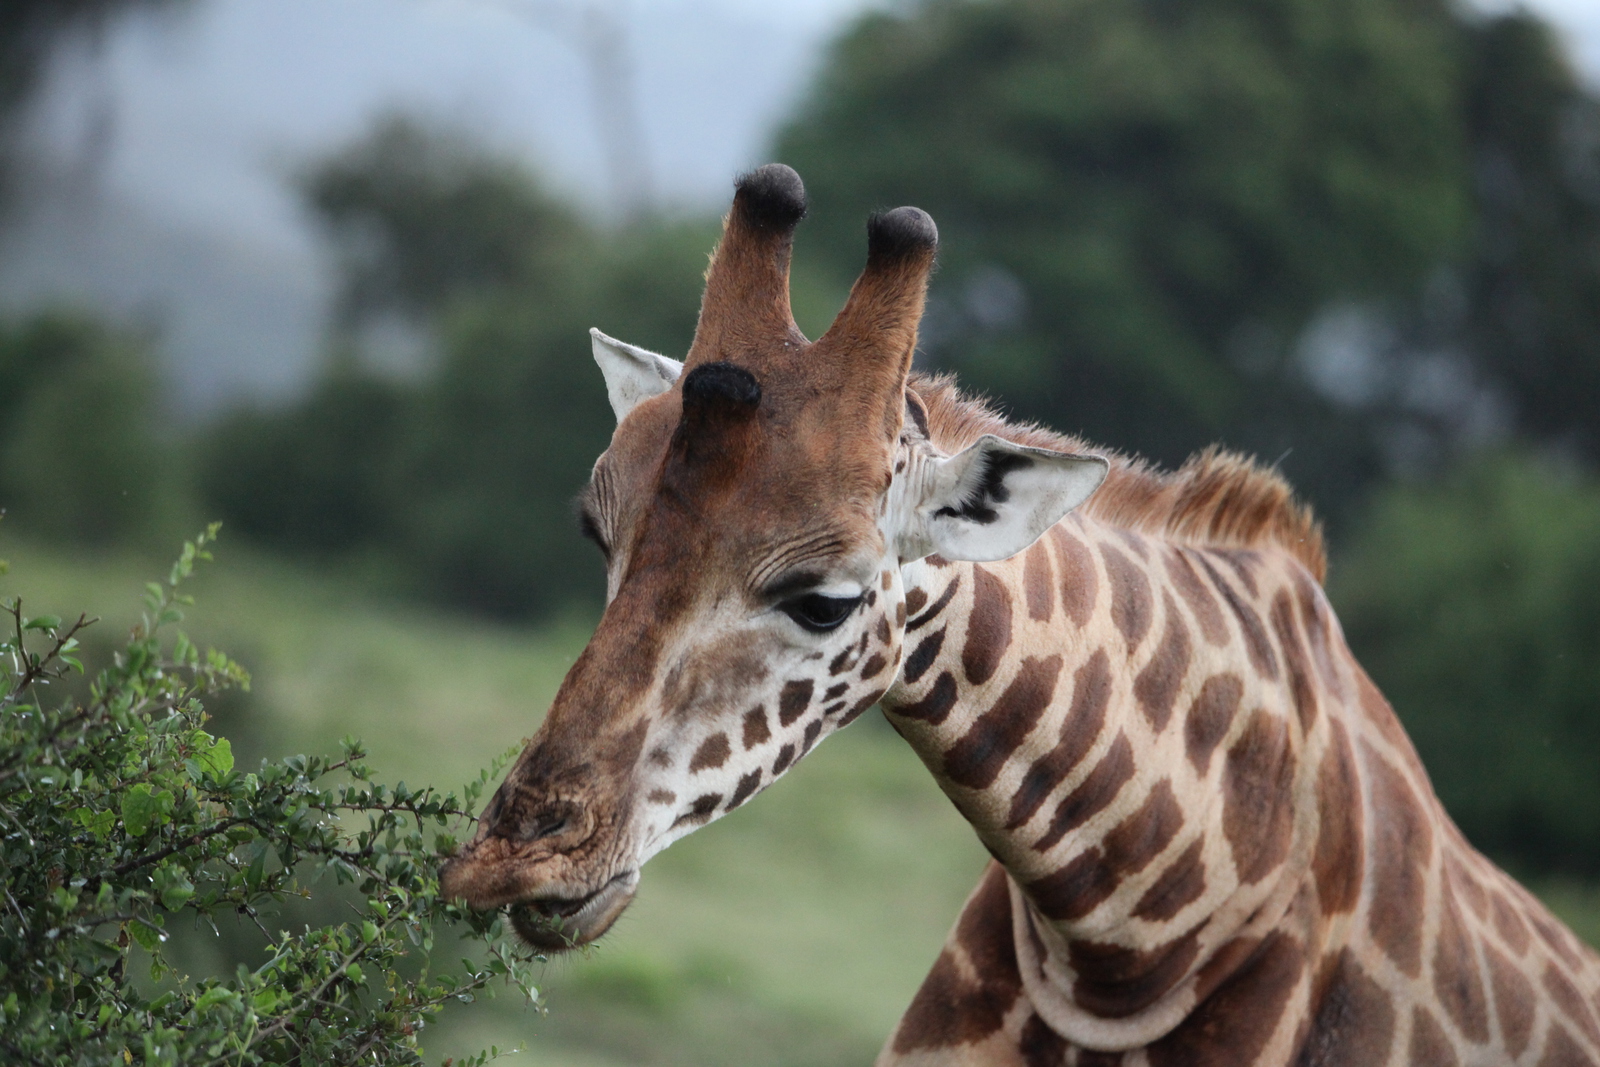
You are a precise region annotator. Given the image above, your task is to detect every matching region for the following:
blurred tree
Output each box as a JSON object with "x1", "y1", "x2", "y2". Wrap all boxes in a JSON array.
[
  {"x1": 301, "y1": 113, "x2": 584, "y2": 339},
  {"x1": 1332, "y1": 454, "x2": 1600, "y2": 876},
  {"x1": 775, "y1": 0, "x2": 1600, "y2": 522},
  {"x1": 397, "y1": 218, "x2": 714, "y2": 616},
  {"x1": 198, "y1": 366, "x2": 409, "y2": 555},
  {"x1": 0, "y1": 311, "x2": 178, "y2": 546},
  {"x1": 1451, "y1": 13, "x2": 1600, "y2": 463},
  {"x1": 203, "y1": 116, "x2": 716, "y2": 618}
]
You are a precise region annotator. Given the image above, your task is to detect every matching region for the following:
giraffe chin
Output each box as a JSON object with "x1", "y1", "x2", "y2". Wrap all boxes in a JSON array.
[{"x1": 505, "y1": 870, "x2": 639, "y2": 953}]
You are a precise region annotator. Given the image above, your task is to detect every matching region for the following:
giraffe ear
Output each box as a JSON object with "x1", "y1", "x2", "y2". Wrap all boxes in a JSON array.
[
  {"x1": 592, "y1": 327, "x2": 683, "y2": 422},
  {"x1": 902, "y1": 435, "x2": 1109, "y2": 563}
]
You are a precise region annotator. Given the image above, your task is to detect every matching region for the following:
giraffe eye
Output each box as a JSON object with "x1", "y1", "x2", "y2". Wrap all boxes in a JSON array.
[{"x1": 780, "y1": 593, "x2": 864, "y2": 633}]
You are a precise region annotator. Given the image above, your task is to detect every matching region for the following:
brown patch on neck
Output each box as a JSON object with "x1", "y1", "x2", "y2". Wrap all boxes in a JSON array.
[
  {"x1": 1167, "y1": 548, "x2": 1228, "y2": 645},
  {"x1": 1311, "y1": 720, "x2": 1364, "y2": 915},
  {"x1": 1195, "y1": 554, "x2": 1279, "y2": 681},
  {"x1": 1363, "y1": 743, "x2": 1433, "y2": 977},
  {"x1": 1101, "y1": 779, "x2": 1185, "y2": 882},
  {"x1": 1004, "y1": 649, "x2": 1112, "y2": 831},
  {"x1": 1295, "y1": 949, "x2": 1396, "y2": 1066},
  {"x1": 1221, "y1": 709, "x2": 1295, "y2": 885},
  {"x1": 1434, "y1": 880, "x2": 1492, "y2": 1043},
  {"x1": 1485, "y1": 943, "x2": 1535, "y2": 1056},
  {"x1": 1134, "y1": 592, "x2": 1192, "y2": 731},
  {"x1": 1023, "y1": 538, "x2": 1055, "y2": 622},
  {"x1": 1032, "y1": 733, "x2": 1136, "y2": 855},
  {"x1": 1101, "y1": 544, "x2": 1153, "y2": 649},
  {"x1": 1069, "y1": 925, "x2": 1204, "y2": 1019},
  {"x1": 942, "y1": 655, "x2": 1064, "y2": 791},
  {"x1": 962, "y1": 565, "x2": 1014, "y2": 685},
  {"x1": 1270, "y1": 588, "x2": 1319, "y2": 732},
  {"x1": 1050, "y1": 525, "x2": 1099, "y2": 628},
  {"x1": 892, "y1": 864, "x2": 1022, "y2": 1053},
  {"x1": 1146, "y1": 931, "x2": 1306, "y2": 1067},
  {"x1": 1184, "y1": 673, "x2": 1243, "y2": 776},
  {"x1": 1133, "y1": 838, "x2": 1208, "y2": 922}
]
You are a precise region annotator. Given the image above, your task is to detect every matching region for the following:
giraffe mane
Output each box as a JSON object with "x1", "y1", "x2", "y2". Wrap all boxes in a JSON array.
[{"x1": 908, "y1": 373, "x2": 1328, "y2": 583}]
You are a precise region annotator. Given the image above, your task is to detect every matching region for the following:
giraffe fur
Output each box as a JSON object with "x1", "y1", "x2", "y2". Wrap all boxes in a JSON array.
[
  {"x1": 439, "y1": 164, "x2": 1600, "y2": 1065},
  {"x1": 879, "y1": 383, "x2": 1600, "y2": 1063}
]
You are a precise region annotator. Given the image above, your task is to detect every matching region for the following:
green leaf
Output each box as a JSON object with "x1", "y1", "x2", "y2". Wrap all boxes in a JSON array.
[
  {"x1": 192, "y1": 986, "x2": 237, "y2": 1014},
  {"x1": 121, "y1": 784, "x2": 175, "y2": 837},
  {"x1": 251, "y1": 988, "x2": 284, "y2": 1013},
  {"x1": 245, "y1": 843, "x2": 268, "y2": 888},
  {"x1": 23, "y1": 615, "x2": 62, "y2": 632},
  {"x1": 73, "y1": 807, "x2": 116, "y2": 838},
  {"x1": 155, "y1": 866, "x2": 195, "y2": 911},
  {"x1": 128, "y1": 918, "x2": 165, "y2": 952},
  {"x1": 193, "y1": 736, "x2": 233, "y2": 779}
]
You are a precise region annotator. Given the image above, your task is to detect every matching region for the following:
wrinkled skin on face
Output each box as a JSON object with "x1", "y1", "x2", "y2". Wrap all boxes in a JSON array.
[{"x1": 438, "y1": 166, "x2": 1105, "y2": 952}]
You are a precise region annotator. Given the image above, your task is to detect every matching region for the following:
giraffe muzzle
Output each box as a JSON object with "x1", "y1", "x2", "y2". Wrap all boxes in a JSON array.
[
  {"x1": 438, "y1": 793, "x2": 642, "y2": 952},
  {"x1": 505, "y1": 870, "x2": 639, "y2": 952}
]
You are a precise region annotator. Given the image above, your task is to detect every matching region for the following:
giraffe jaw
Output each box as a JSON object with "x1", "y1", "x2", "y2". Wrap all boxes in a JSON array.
[{"x1": 505, "y1": 870, "x2": 640, "y2": 953}]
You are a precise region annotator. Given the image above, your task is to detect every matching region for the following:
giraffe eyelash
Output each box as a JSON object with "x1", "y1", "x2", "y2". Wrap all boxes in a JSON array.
[{"x1": 778, "y1": 591, "x2": 864, "y2": 633}]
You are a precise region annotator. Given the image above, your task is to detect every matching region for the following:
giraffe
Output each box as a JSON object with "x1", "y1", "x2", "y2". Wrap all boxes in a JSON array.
[{"x1": 440, "y1": 164, "x2": 1600, "y2": 1066}]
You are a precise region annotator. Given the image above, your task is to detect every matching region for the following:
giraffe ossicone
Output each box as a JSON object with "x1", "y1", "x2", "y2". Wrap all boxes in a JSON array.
[{"x1": 441, "y1": 163, "x2": 1600, "y2": 1065}]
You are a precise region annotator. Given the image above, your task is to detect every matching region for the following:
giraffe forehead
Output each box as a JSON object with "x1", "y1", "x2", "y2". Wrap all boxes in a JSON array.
[
  {"x1": 607, "y1": 363, "x2": 898, "y2": 485},
  {"x1": 601, "y1": 396, "x2": 894, "y2": 576}
]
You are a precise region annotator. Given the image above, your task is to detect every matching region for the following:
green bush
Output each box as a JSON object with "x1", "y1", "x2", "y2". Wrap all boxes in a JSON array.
[
  {"x1": 1332, "y1": 454, "x2": 1600, "y2": 875},
  {"x1": 0, "y1": 526, "x2": 538, "y2": 1065}
]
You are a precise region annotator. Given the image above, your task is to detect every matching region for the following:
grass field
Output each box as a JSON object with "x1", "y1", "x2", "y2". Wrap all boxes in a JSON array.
[{"x1": 4, "y1": 536, "x2": 1597, "y2": 1065}]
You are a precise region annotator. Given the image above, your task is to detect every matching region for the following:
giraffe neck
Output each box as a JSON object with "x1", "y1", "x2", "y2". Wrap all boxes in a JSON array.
[{"x1": 882, "y1": 514, "x2": 1336, "y2": 1051}]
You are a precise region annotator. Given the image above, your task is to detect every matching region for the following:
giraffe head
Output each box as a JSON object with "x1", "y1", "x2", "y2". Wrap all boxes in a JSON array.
[{"x1": 440, "y1": 165, "x2": 1107, "y2": 951}]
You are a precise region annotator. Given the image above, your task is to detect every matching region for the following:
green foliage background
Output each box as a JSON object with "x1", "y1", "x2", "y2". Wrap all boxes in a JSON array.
[
  {"x1": 775, "y1": 0, "x2": 1600, "y2": 510},
  {"x1": 0, "y1": 314, "x2": 184, "y2": 548},
  {"x1": 1333, "y1": 456, "x2": 1600, "y2": 875}
]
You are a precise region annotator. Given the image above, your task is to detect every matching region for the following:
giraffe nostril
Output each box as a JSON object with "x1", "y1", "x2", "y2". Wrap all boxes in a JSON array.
[{"x1": 516, "y1": 803, "x2": 580, "y2": 844}]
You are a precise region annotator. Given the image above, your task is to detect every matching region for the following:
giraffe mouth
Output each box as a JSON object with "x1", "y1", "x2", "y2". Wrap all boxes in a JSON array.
[{"x1": 506, "y1": 870, "x2": 639, "y2": 952}]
